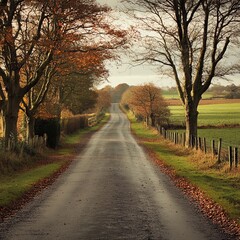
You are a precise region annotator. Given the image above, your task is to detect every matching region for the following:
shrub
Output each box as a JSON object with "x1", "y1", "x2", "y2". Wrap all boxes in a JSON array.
[{"x1": 35, "y1": 118, "x2": 60, "y2": 149}]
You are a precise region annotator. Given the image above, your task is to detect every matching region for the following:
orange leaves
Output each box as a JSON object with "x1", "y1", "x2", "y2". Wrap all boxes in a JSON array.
[
  {"x1": 54, "y1": 48, "x2": 111, "y2": 80},
  {"x1": 95, "y1": 89, "x2": 111, "y2": 113},
  {"x1": 121, "y1": 83, "x2": 170, "y2": 125}
]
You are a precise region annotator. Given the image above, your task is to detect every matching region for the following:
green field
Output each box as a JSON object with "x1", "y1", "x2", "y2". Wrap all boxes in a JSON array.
[
  {"x1": 198, "y1": 128, "x2": 240, "y2": 148},
  {"x1": 169, "y1": 103, "x2": 240, "y2": 126},
  {"x1": 162, "y1": 90, "x2": 213, "y2": 99},
  {"x1": 174, "y1": 128, "x2": 240, "y2": 149}
]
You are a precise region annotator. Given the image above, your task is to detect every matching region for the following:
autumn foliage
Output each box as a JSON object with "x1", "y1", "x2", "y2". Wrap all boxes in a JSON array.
[
  {"x1": 121, "y1": 83, "x2": 170, "y2": 126},
  {"x1": 0, "y1": 0, "x2": 128, "y2": 147}
]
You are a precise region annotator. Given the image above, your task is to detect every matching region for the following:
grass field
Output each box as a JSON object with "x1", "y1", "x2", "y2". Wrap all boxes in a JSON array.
[
  {"x1": 162, "y1": 89, "x2": 213, "y2": 99},
  {"x1": 198, "y1": 128, "x2": 240, "y2": 148},
  {"x1": 169, "y1": 102, "x2": 240, "y2": 127},
  {"x1": 0, "y1": 162, "x2": 64, "y2": 206},
  {"x1": 173, "y1": 128, "x2": 240, "y2": 150}
]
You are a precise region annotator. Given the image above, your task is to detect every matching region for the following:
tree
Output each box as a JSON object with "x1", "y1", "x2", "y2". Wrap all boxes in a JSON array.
[
  {"x1": 225, "y1": 84, "x2": 240, "y2": 99},
  {"x1": 121, "y1": 83, "x2": 170, "y2": 126},
  {"x1": 21, "y1": 45, "x2": 112, "y2": 141},
  {"x1": 52, "y1": 47, "x2": 113, "y2": 115},
  {"x1": 0, "y1": 0, "x2": 53, "y2": 144},
  {"x1": 0, "y1": 0, "x2": 128, "y2": 147},
  {"x1": 57, "y1": 73, "x2": 98, "y2": 115},
  {"x1": 95, "y1": 89, "x2": 111, "y2": 114},
  {"x1": 21, "y1": 64, "x2": 56, "y2": 141},
  {"x1": 125, "y1": 0, "x2": 240, "y2": 146}
]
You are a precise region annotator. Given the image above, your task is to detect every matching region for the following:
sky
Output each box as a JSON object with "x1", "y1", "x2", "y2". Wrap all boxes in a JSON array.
[
  {"x1": 96, "y1": 0, "x2": 172, "y2": 88},
  {"x1": 96, "y1": 0, "x2": 240, "y2": 89}
]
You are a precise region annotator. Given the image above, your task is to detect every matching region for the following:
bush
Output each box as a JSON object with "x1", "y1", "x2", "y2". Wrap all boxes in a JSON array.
[{"x1": 35, "y1": 118, "x2": 60, "y2": 149}]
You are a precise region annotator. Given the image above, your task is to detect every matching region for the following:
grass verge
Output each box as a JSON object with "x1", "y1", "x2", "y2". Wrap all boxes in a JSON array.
[
  {"x1": 0, "y1": 113, "x2": 110, "y2": 211},
  {"x1": 127, "y1": 111, "x2": 240, "y2": 236}
]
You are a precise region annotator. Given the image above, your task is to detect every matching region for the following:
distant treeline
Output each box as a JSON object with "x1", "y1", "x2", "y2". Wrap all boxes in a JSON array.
[
  {"x1": 163, "y1": 84, "x2": 240, "y2": 99},
  {"x1": 101, "y1": 83, "x2": 240, "y2": 105}
]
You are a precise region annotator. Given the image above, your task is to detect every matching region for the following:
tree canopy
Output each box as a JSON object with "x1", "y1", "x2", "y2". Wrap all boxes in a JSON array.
[
  {"x1": 121, "y1": 83, "x2": 170, "y2": 126},
  {"x1": 0, "y1": 0, "x2": 128, "y2": 146}
]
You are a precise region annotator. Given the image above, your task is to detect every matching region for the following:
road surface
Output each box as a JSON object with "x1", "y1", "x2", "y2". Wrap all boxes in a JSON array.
[{"x1": 0, "y1": 104, "x2": 232, "y2": 240}]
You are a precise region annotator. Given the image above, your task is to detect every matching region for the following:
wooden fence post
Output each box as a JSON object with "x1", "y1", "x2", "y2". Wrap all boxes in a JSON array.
[
  {"x1": 203, "y1": 138, "x2": 207, "y2": 154},
  {"x1": 195, "y1": 137, "x2": 198, "y2": 150},
  {"x1": 229, "y1": 146, "x2": 233, "y2": 170},
  {"x1": 211, "y1": 140, "x2": 215, "y2": 157},
  {"x1": 234, "y1": 147, "x2": 238, "y2": 169},
  {"x1": 198, "y1": 137, "x2": 202, "y2": 151},
  {"x1": 183, "y1": 133, "x2": 186, "y2": 147},
  {"x1": 217, "y1": 138, "x2": 222, "y2": 163}
]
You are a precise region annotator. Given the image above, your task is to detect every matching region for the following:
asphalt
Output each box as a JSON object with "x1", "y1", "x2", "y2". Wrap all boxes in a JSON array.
[{"x1": 0, "y1": 103, "x2": 233, "y2": 240}]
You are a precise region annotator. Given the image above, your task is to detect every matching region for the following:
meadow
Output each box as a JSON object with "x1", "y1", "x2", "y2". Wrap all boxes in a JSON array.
[
  {"x1": 169, "y1": 102, "x2": 240, "y2": 127},
  {"x1": 167, "y1": 100, "x2": 240, "y2": 149},
  {"x1": 162, "y1": 89, "x2": 213, "y2": 99}
]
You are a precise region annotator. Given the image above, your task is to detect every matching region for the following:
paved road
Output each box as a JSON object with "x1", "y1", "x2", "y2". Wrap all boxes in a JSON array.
[{"x1": 0, "y1": 104, "x2": 232, "y2": 240}]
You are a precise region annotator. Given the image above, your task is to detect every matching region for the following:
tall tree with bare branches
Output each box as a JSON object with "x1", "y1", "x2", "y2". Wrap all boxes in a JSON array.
[{"x1": 125, "y1": 0, "x2": 240, "y2": 146}]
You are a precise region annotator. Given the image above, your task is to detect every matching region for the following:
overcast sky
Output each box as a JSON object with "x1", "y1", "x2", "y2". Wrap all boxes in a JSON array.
[{"x1": 96, "y1": 0, "x2": 240, "y2": 89}]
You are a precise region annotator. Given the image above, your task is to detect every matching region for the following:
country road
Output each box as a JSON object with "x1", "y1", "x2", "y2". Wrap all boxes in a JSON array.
[{"x1": 0, "y1": 104, "x2": 233, "y2": 240}]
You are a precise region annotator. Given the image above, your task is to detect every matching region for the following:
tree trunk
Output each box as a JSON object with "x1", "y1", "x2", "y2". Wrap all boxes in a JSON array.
[
  {"x1": 150, "y1": 113, "x2": 155, "y2": 127},
  {"x1": 26, "y1": 115, "x2": 36, "y2": 143},
  {"x1": 4, "y1": 97, "x2": 21, "y2": 149},
  {"x1": 185, "y1": 104, "x2": 198, "y2": 147},
  {"x1": 146, "y1": 116, "x2": 149, "y2": 126},
  {"x1": 0, "y1": 110, "x2": 4, "y2": 137}
]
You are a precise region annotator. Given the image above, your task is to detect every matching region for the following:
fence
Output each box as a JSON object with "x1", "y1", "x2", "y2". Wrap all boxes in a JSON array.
[
  {"x1": 156, "y1": 125, "x2": 239, "y2": 171},
  {"x1": 60, "y1": 113, "x2": 101, "y2": 135},
  {"x1": 0, "y1": 134, "x2": 47, "y2": 154},
  {"x1": 87, "y1": 114, "x2": 97, "y2": 127},
  {"x1": 0, "y1": 113, "x2": 101, "y2": 152}
]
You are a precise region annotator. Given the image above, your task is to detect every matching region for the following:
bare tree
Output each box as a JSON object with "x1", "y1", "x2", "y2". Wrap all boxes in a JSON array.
[{"x1": 125, "y1": 0, "x2": 240, "y2": 146}]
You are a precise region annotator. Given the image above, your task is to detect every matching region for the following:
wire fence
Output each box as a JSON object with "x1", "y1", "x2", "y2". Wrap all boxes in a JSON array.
[{"x1": 156, "y1": 125, "x2": 239, "y2": 171}]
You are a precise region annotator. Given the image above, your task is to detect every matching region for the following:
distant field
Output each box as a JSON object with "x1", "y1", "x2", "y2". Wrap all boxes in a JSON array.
[
  {"x1": 169, "y1": 102, "x2": 240, "y2": 127},
  {"x1": 166, "y1": 98, "x2": 240, "y2": 106},
  {"x1": 198, "y1": 128, "x2": 240, "y2": 148},
  {"x1": 162, "y1": 90, "x2": 213, "y2": 100}
]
